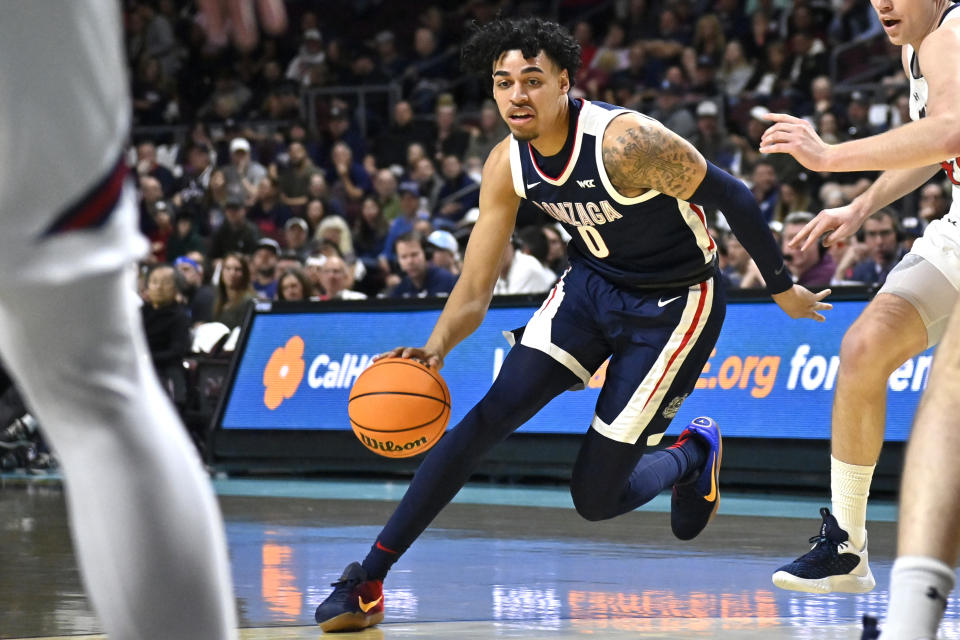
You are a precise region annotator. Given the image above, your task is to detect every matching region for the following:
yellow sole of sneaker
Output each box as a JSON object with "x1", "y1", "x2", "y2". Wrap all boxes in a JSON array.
[{"x1": 319, "y1": 611, "x2": 385, "y2": 633}]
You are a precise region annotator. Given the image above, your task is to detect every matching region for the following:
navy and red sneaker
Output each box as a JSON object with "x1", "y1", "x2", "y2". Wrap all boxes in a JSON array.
[
  {"x1": 670, "y1": 416, "x2": 722, "y2": 541},
  {"x1": 314, "y1": 562, "x2": 385, "y2": 633}
]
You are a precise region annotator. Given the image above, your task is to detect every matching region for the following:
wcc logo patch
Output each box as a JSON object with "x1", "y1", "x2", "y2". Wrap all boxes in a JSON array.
[{"x1": 662, "y1": 394, "x2": 688, "y2": 419}]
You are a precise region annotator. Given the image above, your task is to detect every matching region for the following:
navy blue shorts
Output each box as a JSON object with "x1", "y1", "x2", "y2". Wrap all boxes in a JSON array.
[{"x1": 510, "y1": 264, "x2": 726, "y2": 446}]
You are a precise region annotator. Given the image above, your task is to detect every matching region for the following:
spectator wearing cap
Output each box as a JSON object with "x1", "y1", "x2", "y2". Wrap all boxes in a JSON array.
[
  {"x1": 786, "y1": 31, "x2": 828, "y2": 100},
  {"x1": 850, "y1": 210, "x2": 908, "y2": 287},
  {"x1": 900, "y1": 216, "x2": 925, "y2": 252},
  {"x1": 173, "y1": 143, "x2": 214, "y2": 233},
  {"x1": 781, "y1": 211, "x2": 836, "y2": 289},
  {"x1": 223, "y1": 137, "x2": 267, "y2": 203},
  {"x1": 648, "y1": 77, "x2": 696, "y2": 139},
  {"x1": 845, "y1": 90, "x2": 878, "y2": 140},
  {"x1": 373, "y1": 29, "x2": 408, "y2": 80},
  {"x1": 208, "y1": 194, "x2": 260, "y2": 261},
  {"x1": 323, "y1": 104, "x2": 367, "y2": 164},
  {"x1": 283, "y1": 217, "x2": 311, "y2": 263},
  {"x1": 433, "y1": 155, "x2": 480, "y2": 229},
  {"x1": 427, "y1": 230, "x2": 461, "y2": 276},
  {"x1": 689, "y1": 54, "x2": 721, "y2": 99},
  {"x1": 286, "y1": 28, "x2": 326, "y2": 87},
  {"x1": 250, "y1": 238, "x2": 281, "y2": 300},
  {"x1": 174, "y1": 256, "x2": 215, "y2": 324},
  {"x1": 277, "y1": 141, "x2": 321, "y2": 209},
  {"x1": 687, "y1": 100, "x2": 736, "y2": 173},
  {"x1": 166, "y1": 211, "x2": 207, "y2": 262},
  {"x1": 389, "y1": 232, "x2": 458, "y2": 298},
  {"x1": 383, "y1": 181, "x2": 430, "y2": 265}
]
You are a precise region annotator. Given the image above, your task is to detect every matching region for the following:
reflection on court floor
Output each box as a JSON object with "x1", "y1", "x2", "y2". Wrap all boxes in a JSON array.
[{"x1": 3, "y1": 478, "x2": 960, "y2": 639}]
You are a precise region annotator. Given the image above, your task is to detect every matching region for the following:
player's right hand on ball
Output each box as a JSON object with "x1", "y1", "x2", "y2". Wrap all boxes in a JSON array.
[{"x1": 375, "y1": 347, "x2": 444, "y2": 370}]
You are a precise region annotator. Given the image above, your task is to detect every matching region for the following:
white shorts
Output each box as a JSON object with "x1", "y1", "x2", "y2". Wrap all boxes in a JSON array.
[
  {"x1": 881, "y1": 217, "x2": 960, "y2": 347},
  {"x1": 0, "y1": 0, "x2": 145, "y2": 287}
]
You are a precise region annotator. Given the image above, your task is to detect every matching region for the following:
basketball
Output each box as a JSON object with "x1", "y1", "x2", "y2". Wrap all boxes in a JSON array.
[{"x1": 348, "y1": 357, "x2": 451, "y2": 458}]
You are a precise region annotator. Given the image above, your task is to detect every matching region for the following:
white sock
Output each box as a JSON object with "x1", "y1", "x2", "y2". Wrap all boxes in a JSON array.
[
  {"x1": 884, "y1": 556, "x2": 954, "y2": 639},
  {"x1": 831, "y1": 455, "x2": 875, "y2": 549}
]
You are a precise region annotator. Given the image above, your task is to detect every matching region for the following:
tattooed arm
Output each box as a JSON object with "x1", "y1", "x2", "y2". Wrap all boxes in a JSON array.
[
  {"x1": 602, "y1": 114, "x2": 831, "y2": 319},
  {"x1": 601, "y1": 113, "x2": 706, "y2": 200}
]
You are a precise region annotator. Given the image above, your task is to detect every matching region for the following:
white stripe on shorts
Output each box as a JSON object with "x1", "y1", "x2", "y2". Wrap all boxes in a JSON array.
[
  {"x1": 591, "y1": 278, "x2": 714, "y2": 446},
  {"x1": 518, "y1": 271, "x2": 592, "y2": 384}
]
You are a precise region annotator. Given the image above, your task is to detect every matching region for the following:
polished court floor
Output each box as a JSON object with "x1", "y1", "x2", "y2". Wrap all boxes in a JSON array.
[{"x1": 3, "y1": 475, "x2": 960, "y2": 639}]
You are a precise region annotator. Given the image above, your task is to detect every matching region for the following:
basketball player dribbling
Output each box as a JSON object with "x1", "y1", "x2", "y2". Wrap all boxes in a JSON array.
[
  {"x1": 0, "y1": 1, "x2": 283, "y2": 638},
  {"x1": 314, "y1": 17, "x2": 831, "y2": 633},
  {"x1": 760, "y1": 0, "x2": 960, "y2": 635}
]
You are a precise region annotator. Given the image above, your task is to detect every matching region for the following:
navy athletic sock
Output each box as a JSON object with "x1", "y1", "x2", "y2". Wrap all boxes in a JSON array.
[
  {"x1": 570, "y1": 428, "x2": 708, "y2": 521},
  {"x1": 361, "y1": 346, "x2": 580, "y2": 580}
]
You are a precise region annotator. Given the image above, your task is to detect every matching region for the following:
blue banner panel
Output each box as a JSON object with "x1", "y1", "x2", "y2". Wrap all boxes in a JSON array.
[{"x1": 220, "y1": 300, "x2": 932, "y2": 440}]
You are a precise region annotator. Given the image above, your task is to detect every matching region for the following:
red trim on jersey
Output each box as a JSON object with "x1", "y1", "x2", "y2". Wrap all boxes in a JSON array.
[
  {"x1": 43, "y1": 157, "x2": 128, "y2": 236},
  {"x1": 689, "y1": 203, "x2": 716, "y2": 251},
  {"x1": 642, "y1": 281, "x2": 709, "y2": 410},
  {"x1": 528, "y1": 101, "x2": 582, "y2": 182}
]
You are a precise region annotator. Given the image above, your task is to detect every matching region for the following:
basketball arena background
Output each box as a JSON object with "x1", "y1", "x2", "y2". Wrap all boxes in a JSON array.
[{"x1": 209, "y1": 289, "x2": 930, "y2": 493}]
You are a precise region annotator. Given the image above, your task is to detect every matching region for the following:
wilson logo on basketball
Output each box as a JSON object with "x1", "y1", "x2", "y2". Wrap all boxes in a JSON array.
[
  {"x1": 262, "y1": 336, "x2": 306, "y2": 410},
  {"x1": 355, "y1": 433, "x2": 429, "y2": 454}
]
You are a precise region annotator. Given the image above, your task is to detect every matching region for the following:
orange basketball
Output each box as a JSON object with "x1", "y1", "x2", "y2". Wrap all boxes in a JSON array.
[{"x1": 348, "y1": 357, "x2": 451, "y2": 458}]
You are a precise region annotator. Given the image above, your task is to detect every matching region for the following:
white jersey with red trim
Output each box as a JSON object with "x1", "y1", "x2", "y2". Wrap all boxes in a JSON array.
[
  {"x1": 905, "y1": 2, "x2": 960, "y2": 287},
  {"x1": 0, "y1": 0, "x2": 145, "y2": 285},
  {"x1": 508, "y1": 99, "x2": 716, "y2": 289}
]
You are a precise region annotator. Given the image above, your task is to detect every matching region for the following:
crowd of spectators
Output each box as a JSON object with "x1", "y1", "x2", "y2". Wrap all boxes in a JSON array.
[{"x1": 124, "y1": 0, "x2": 952, "y2": 355}]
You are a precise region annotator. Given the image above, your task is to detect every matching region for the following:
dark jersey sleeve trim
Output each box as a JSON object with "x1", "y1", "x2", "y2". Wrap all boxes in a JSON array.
[{"x1": 690, "y1": 162, "x2": 793, "y2": 295}]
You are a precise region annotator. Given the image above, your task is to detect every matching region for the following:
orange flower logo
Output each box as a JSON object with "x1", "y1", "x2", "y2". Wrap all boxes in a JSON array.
[{"x1": 263, "y1": 336, "x2": 306, "y2": 410}]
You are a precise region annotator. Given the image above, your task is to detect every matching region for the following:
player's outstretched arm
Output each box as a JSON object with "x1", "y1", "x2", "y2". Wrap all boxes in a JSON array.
[
  {"x1": 760, "y1": 27, "x2": 960, "y2": 172},
  {"x1": 788, "y1": 164, "x2": 940, "y2": 252},
  {"x1": 379, "y1": 139, "x2": 520, "y2": 370}
]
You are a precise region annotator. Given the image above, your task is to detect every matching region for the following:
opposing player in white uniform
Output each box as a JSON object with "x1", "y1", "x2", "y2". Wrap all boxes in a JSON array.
[
  {"x1": 760, "y1": 0, "x2": 960, "y2": 635},
  {"x1": 0, "y1": 1, "x2": 284, "y2": 638}
]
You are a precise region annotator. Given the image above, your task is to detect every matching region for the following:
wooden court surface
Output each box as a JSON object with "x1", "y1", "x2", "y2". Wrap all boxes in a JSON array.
[{"x1": 3, "y1": 477, "x2": 959, "y2": 639}]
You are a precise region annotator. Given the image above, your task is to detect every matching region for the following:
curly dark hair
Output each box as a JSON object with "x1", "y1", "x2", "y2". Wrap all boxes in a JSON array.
[{"x1": 461, "y1": 17, "x2": 582, "y2": 86}]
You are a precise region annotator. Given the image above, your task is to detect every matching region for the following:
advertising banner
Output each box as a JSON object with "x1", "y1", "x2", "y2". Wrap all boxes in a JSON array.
[{"x1": 220, "y1": 300, "x2": 932, "y2": 440}]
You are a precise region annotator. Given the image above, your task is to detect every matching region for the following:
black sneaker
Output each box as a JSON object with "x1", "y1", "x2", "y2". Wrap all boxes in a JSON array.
[
  {"x1": 314, "y1": 562, "x2": 384, "y2": 633},
  {"x1": 772, "y1": 507, "x2": 875, "y2": 593},
  {"x1": 861, "y1": 615, "x2": 881, "y2": 639}
]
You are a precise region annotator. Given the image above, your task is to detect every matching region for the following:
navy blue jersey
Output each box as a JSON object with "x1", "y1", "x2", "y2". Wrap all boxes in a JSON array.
[{"x1": 509, "y1": 99, "x2": 716, "y2": 288}]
